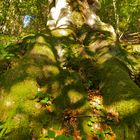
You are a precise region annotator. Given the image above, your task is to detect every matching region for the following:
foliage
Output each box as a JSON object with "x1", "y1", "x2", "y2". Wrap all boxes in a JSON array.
[
  {"x1": 0, "y1": 0, "x2": 51, "y2": 35},
  {"x1": 0, "y1": 0, "x2": 140, "y2": 140},
  {"x1": 87, "y1": 89, "x2": 118, "y2": 139},
  {"x1": 35, "y1": 89, "x2": 54, "y2": 106},
  {"x1": 100, "y1": 0, "x2": 140, "y2": 34},
  {"x1": 0, "y1": 0, "x2": 139, "y2": 36},
  {"x1": 39, "y1": 129, "x2": 74, "y2": 140}
]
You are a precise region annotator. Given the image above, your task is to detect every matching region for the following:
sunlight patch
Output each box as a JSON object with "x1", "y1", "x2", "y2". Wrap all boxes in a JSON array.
[
  {"x1": 47, "y1": 0, "x2": 70, "y2": 29},
  {"x1": 4, "y1": 98, "x2": 15, "y2": 107},
  {"x1": 113, "y1": 99, "x2": 140, "y2": 117},
  {"x1": 68, "y1": 90, "x2": 83, "y2": 104},
  {"x1": 43, "y1": 65, "x2": 60, "y2": 76},
  {"x1": 87, "y1": 13, "x2": 96, "y2": 26},
  {"x1": 36, "y1": 36, "x2": 46, "y2": 44}
]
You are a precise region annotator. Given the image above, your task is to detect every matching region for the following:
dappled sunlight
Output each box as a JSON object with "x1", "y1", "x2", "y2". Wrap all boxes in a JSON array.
[
  {"x1": 30, "y1": 42, "x2": 56, "y2": 62},
  {"x1": 4, "y1": 98, "x2": 15, "y2": 108},
  {"x1": 36, "y1": 36, "x2": 46, "y2": 44},
  {"x1": 99, "y1": 23, "x2": 116, "y2": 41},
  {"x1": 109, "y1": 99, "x2": 140, "y2": 117},
  {"x1": 64, "y1": 77, "x2": 76, "y2": 86},
  {"x1": 1, "y1": 80, "x2": 37, "y2": 116},
  {"x1": 0, "y1": 33, "x2": 90, "y2": 138},
  {"x1": 9, "y1": 79, "x2": 37, "y2": 99},
  {"x1": 49, "y1": 81, "x2": 60, "y2": 97},
  {"x1": 26, "y1": 65, "x2": 41, "y2": 77},
  {"x1": 43, "y1": 65, "x2": 60, "y2": 76},
  {"x1": 87, "y1": 13, "x2": 97, "y2": 26},
  {"x1": 0, "y1": 0, "x2": 140, "y2": 139},
  {"x1": 47, "y1": 0, "x2": 70, "y2": 29},
  {"x1": 51, "y1": 28, "x2": 73, "y2": 37},
  {"x1": 0, "y1": 31, "x2": 139, "y2": 139},
  {"x1": 13, "y1": 113, "x2": 29, "y2": 127},
  {"x1": 68, "y1": 90, "x2": 84, "y2": 104}
]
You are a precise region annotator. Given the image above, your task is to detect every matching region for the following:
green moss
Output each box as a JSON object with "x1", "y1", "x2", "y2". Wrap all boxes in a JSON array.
[
  {"x1": 0, "y1": 35, "x2": 61, "y2": 139},
  {"x1": 71, "y1": 11, "x2": 84, "y2": 27},
  {"x1": 43, "y1": 65, "x2": 60, "y2": 76},
  {"x1": 30, "y1": 45, "x2": 56, "y2": 62},
  {"x1": 99, "y1": 58, "x2": 140, "y2": 103},
  {"x1": 112, "y1": 99, "x2": 140, "y2": 117},
  {"x1": 126, "y1": 44, "x2": 140, "y2": 53},
  {"x1": 0, "y1": 34, "x2": 88, "y2": 139},
  {"x1": 51, "y1": 29, "x2": 73, "y2": 37},
  {"x1": 2, "y1": 33, "x2": 140, "y2": 139},
  {"x1": 3, "y1": 127, "x2": 31, "y2": 140},
  {"x1": 68, "y1": 89, "x2": 84, "y2": 104},
  {"x1": 97, "y1": 55, "x2": 140, "y2": 139}
]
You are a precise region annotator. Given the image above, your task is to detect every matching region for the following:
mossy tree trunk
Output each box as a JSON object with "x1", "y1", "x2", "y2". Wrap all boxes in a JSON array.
[{"x1": 0, "y1": 0, "x2": 140, "y2": 139}]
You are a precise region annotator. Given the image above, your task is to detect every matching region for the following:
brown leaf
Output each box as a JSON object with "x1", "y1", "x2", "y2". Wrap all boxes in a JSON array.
[
  {"x1": 74, "y1": 130, "x2": 82, "y2": 140},
  {"x1": 42, "y1": 128, "x2": 47, "y2": 134},
  {"x1": 55, "y1": 128, "x2": 66, "y2": 136}
]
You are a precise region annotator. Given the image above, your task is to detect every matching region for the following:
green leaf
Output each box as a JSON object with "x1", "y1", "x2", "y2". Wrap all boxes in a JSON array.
[
  {"x1": 100, "y1": 112, "x2": 106, "y2": 117},
  {"x1": 81, "y1": 135, "x2": 87, "y2": 140},
  {"x1": 88, "y1": 80, "x2": 92, "y2": 86},
  {"x1": 40, "y1": 99, "x2": 47, "y2": 104},
  {"x1": 36, "y1": 91, "x2": 44, "y2": 98},
  {"x1": 43, "y1": 133, "x2": 48, "y2": 137},
  {"x1": 69, "y1": 136, "x2": 74, "y2": 140},
  {"x1": 48, "y1": 130, "x2": 55, "y2": 138},
  {"x1": 90, "y1": 117, "x2": 97, "y2": 123},
  {"x1": 39, "y1": 138, "x2": 49, "y2": 140},
  {"x1": 40, "y1": 97, "x2": 49, "y2": 104},
  {"x1": 96, "y1": 105, "x2": 104, "y2": 110},
  {"x1": 105, "y1": 138, "x2": 111, "y2": 140},
  {"x1": 0, "y1": 124, "x2": 4, "y2": 130},
  {"x1": 101, "y1": 132, "x2": 106, "y2": 140},
  {"x1": 90, "y1": 127, "x2": 94, "y2": 132},
  {"x1": 45, "y1": 97, "x2": 49, "y2": 101},
  {"x1": 55, "y1": 134, "x2": 69, "y2": 140},
  {"x1": 104, "y1": 129, "x2": 110, "y2": 134},
  {"x1": 87, "y1": 121, "x2": 93, "y2": 126},
  {"x1": 96, "y1": 130, "x2": 101, "y2": 135}
]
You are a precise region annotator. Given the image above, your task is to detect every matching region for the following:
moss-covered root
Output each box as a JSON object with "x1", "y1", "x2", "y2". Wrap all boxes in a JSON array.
[{"x1": 97, "y1": 56, "x2": 140, "y2": 140}]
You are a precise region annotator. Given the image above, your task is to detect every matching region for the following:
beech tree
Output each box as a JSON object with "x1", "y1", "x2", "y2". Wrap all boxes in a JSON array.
[{"x1": 0, "y1": 0, "x2": 140, "y2": 140}]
